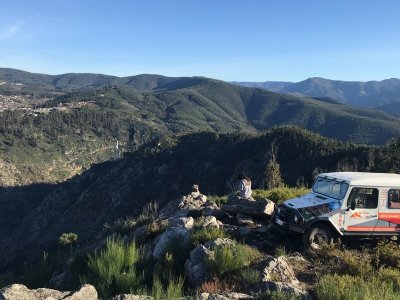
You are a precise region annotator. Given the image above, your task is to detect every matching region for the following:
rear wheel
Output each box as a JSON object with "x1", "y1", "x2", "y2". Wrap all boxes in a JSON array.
[{"x1": 303, "y1": 224, "x2": 335, "y2": 250}]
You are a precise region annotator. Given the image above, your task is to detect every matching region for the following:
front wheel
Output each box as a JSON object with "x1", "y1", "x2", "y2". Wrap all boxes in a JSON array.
[{"x1": 303, "y1": 224, "x2": 335, "y2": 250}]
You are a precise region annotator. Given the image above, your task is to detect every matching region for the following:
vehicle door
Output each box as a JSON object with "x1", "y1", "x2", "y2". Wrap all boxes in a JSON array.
[
  {"x1": 377, "y1": 188, "x2": 400, "y2": 232},
  {"x1": 343, "y1": 187, "x2": 379, "y2": 233}
]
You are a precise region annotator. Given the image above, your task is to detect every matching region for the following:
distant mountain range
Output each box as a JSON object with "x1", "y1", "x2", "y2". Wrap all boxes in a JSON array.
[
  {"x1": 232, "y1": 77, "x2": 400, "y2": 113},
  {"x1": 1, "y1": 68, "x2": 400, "y2": 185}
]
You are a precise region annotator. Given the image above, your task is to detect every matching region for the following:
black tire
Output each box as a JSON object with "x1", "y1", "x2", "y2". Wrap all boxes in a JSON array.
[{"x1": 303, "y1": 224, "x2": 335, "y2": 250}]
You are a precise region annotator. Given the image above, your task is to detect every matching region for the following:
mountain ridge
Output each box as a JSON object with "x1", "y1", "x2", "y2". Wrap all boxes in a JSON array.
[{"x1": 233, "y1": 77, "x2": 400, "y2": 108}]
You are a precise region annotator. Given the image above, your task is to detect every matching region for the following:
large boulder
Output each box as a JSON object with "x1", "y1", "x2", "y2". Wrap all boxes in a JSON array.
[
  {"x1": 152, "y1": 227, "x2": 191, "y2": 261},
  {"x1": 251, "y1": 256, "x2": 307, "y2": 296},
  {"x1": 184, "y1": 238, "x2": 237, "y2": 287},
  {"x1": 223, "y1": 196, "x2": 275, "y2": 219},
  {"x1": 0, "y1": 284, "x2": 97, "y2": 300}
]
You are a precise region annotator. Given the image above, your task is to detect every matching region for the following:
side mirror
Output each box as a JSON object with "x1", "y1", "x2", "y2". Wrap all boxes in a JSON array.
[{"x1": 350, "y1": 199, "x2": 356, "y2": 211}]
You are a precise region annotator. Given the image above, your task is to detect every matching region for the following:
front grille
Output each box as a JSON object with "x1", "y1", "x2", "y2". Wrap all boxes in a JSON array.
[{"x1": 278, "y1": 205, "x2": 295, "y2": 223}]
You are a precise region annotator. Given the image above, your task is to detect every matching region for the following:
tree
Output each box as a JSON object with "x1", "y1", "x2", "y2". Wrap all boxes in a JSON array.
[{"x1": 264, "y1": 141, "x2": 284, "y2": 189}]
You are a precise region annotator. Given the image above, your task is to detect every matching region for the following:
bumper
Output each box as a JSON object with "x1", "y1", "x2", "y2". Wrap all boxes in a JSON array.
[{"x1": 271, "y1": 213, "x2": 305, "y2": 234}]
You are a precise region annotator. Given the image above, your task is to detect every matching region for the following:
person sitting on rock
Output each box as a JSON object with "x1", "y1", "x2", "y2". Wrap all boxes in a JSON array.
[{"x1": 237, "y1": 174, "x2": 252, "y2": 199}]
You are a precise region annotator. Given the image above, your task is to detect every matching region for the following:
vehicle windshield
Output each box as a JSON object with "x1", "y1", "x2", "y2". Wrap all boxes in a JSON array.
[{"x1": 312, "y1": 177, "x2": 349, "y2": 200}]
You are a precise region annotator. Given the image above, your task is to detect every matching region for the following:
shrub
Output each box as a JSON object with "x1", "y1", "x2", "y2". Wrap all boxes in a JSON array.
[
  {"x1": 146, "y1": 220, "x2": 169, "y2": 237},
  {"x1": 252, "y1": 187, "x2": 309, "y2": 204},
  {"x1": 377, "y1": 267, "x2": 400, "y2": 292},
  {"x1": 88, "y1": 238, "x2": 143, "y2": 299},
  {"x1": 59, "y1": 232, "x2": 78, "y2": 248},
  {"x1": 316, "y1": 274, "x2": 400, "y2": 300},
  {"x1": 275, "y1": 245, "x2": 287, "y2": 257},
  {"x1": 315, "y1": 245, "x2": 372, "y2": 278},
  {"x1": 207, "y1": 243, "x2": 262, "y2": 275},
  {"x1": 192, "y1": 227, "x2": 229, "y2": 245},
  {"x1": 106, "y1": 217, "x2": 137, "y2": 236},
  {"x1": 374, "y1": 240, "x2": 400, "y2": 269},
  {"x1": 150, "y1": 275, "x2": 184, "y2": 300},
  {"x1": 239, "y1": 268, "x2": 260, "y2": 286}
]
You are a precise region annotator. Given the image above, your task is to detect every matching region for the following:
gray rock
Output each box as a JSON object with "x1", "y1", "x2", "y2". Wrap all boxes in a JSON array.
[
  {"x1": 255, "y1": 225, "x2": 271, "y2": 233},
  {"x1": 152, "y1": 227, "x2": 191, "y2": 261},
  {"x1": 223, "y1": 196, "x2": 275, "y2": 218},
  {"x1": 168, "y1": 217, "x2": 194, "y2": 230},
  {"x1": 251, "y1": 256, "x2": 307, "y2": 296},
  {"x1": 0, "y1": 284, "x2": 98, "y2": 300},
  {"x1": 236, "y1": 214, "x2": 254, "y2": 226},
  {"x1": 237, "y1": 227, "x2": 252, "y2": 236},
  {"x1": 199, "y1": 292, "x2": 254, "y2": 299},
  {"x1": 132, "y1": 225, "x2": 147, "y2": 244},
  {"x1": 49, "y1": 270, "x2": 73, "y2": 290},
  {"x1": 202, "y1": 216, "x2": 220, "y2": 229},
  {"x1": 184, "y1": 244, "x2": 211, "y2": 287}
]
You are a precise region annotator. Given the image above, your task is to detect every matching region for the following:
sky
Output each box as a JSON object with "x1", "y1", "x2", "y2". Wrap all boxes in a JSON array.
[{"x1": 0, "y1": 0, "x2": 399, "y2": 82}]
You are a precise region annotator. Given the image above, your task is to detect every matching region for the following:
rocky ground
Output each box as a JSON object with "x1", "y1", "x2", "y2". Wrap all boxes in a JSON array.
[{"x1": 3, "y1": 189, "x2": 396, "y2": 300}]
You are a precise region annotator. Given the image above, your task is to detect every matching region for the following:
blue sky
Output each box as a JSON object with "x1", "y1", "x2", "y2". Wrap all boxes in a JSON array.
[{"x1": 0, "y1": 0, "x2": 399, "y2": 81}]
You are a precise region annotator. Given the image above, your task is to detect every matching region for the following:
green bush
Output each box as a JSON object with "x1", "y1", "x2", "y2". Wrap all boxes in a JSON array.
[
  {"x1": 374, "y1": 240, "x2": 400, "y2": 268},
  {"x1": 315, "y1": 245, "x2": 372, "y2": 278},
  {"x1": 316, "y1": 274, "x2": 400, "y2": 300},
  {"x1": 151, "y1": 275, "x2": 184, "y2": 300},
  {"x1": 192, "y1": 227, "x2": 229, "y2": 246},
  {"x1": 275, "y1": 245, "x2": 287, "y2": 257},
  {"x1": 88, "y1": 238, "x2": 143, "y2": 299},
  {"x1": 252, "y1": 187, "x2": 309, "y2": 204},
  {"x1": 106, "y1": 217, "x2": 138, "y2": 236},
  {"x1": 207, "y1": 243, "x2": 262, "y2": 275},
  {"x1": 239, "y1": 268, "x2": 260, "y2": 286},
  {"x1": 377, "y1": 267, "x2": 400, "y2": 292},
  {"x1": 59, "y1": 232, "x2": 78, "y2": 247}
]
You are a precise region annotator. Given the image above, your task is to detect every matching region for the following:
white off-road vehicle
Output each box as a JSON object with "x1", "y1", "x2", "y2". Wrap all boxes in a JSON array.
[{"x1": 272, "y1": 172, "x2": 400, "y2": 249}]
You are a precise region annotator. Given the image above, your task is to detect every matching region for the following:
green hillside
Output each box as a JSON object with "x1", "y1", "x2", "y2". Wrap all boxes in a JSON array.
[
  {"x1": 0, "y1": 126, "x2": 378, "y2": 272},
  {"x1": 1, "y1": 68, "x2": 400, "y2": 185}
]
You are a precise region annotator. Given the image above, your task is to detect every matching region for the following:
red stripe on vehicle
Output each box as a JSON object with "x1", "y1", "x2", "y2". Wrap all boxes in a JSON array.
[
  {"x1": 347, "y1": 226, "x2": 400, "y2": 232},
  {"x1": 378, "y1": 213, "x2": 400, "y2": 224}
]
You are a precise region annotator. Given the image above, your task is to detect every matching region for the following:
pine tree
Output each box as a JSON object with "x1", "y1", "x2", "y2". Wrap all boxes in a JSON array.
[{"x1": 264, "y1": 141, "x2": 284, "y2": 189}]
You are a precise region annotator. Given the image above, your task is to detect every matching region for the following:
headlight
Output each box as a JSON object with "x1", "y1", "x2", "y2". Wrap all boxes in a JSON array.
[
  {"x1": 294, "y1": 215, "x2": 298, "y2": 223},
  {"x1": 276, "y1": 207, "x2": 281, "y2": 214}
]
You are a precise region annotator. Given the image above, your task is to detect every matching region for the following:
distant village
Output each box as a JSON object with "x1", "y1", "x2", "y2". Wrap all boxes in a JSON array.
[{"x1": 0, "y1": 81, "x2": 92, "y2": 114}]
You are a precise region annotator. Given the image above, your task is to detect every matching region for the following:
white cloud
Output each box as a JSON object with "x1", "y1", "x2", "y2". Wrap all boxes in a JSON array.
[{"x1": 0, "y1": 21, "x2": 23, "y2": 40}]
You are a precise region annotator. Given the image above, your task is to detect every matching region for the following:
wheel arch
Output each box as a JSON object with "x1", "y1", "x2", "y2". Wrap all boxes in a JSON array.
[{"x1": 306, "y1": 220, "x2": 342, "y2": 237}]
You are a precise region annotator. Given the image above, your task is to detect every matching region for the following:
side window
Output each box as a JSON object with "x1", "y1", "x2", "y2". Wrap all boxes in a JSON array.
[
  {"x1": 347, "y1": 188, "x2": 379, "y2": 209},
  {"x1": 388, "y1": 189, "x2": 400, "y2": 209}
]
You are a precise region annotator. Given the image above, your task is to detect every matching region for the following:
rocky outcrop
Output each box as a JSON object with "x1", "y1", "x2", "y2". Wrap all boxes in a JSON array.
[
  {"x1": 0, "y1": 284, "x2": 97, "y2": 300},
  {"x1": 251, "y1": 256, "x2": 307, "y2": 296},
  {"x1": 223, "y1": 196, "x2": 274, "y2": 219},
  {"x1": 159, "y1": 192, "x2": 220, "y2": 219}
]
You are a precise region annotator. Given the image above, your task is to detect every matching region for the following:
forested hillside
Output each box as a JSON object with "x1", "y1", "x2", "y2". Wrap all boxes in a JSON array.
[
  {"x1": 1, "y1": 69, "x2": 400, "y2": 186},
  {"x1": 2, "y1": 126, "x2": 400, "y2": 273}
]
